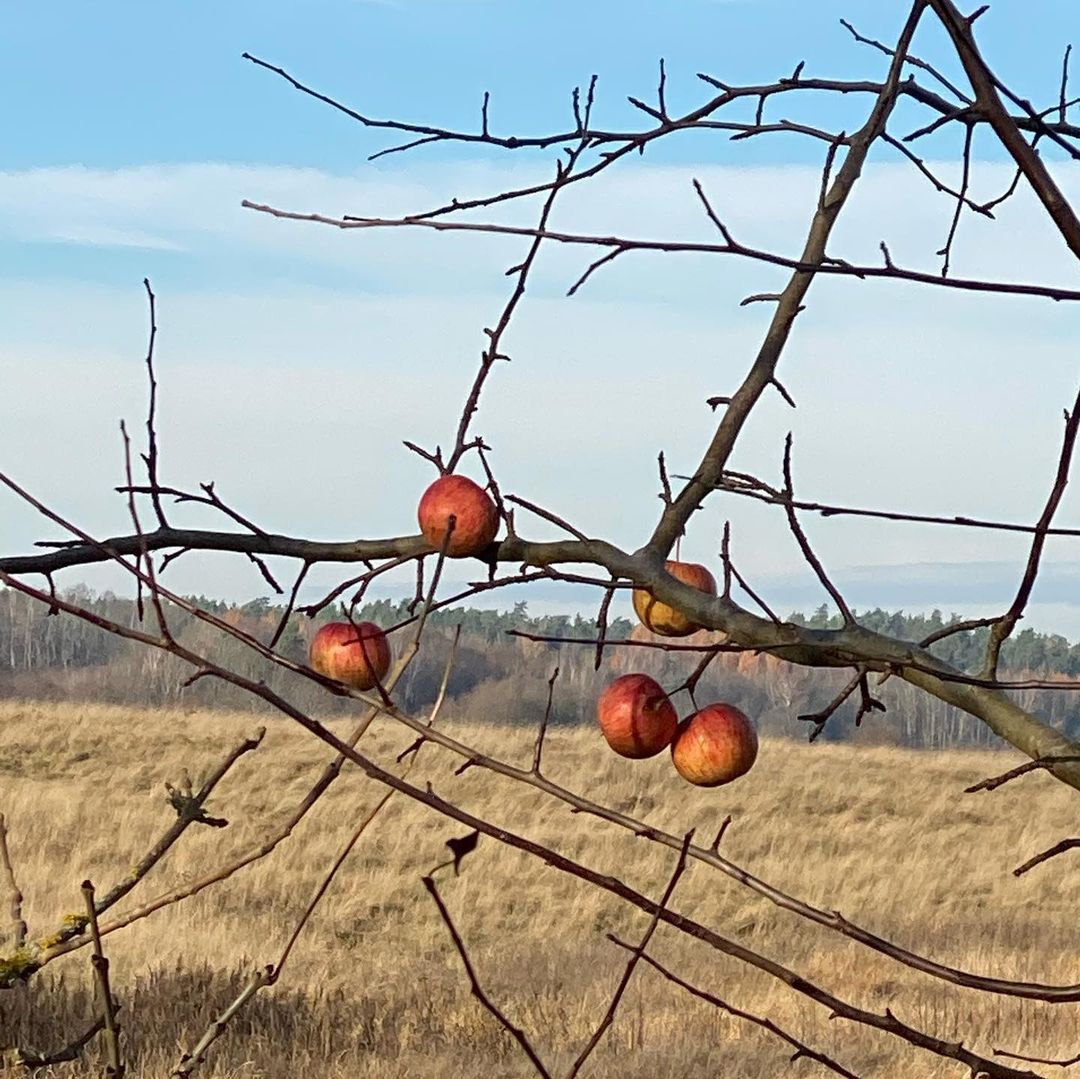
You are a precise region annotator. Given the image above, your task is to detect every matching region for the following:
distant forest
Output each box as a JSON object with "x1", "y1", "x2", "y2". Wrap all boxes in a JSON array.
[{"x1": 3, "y1": 585, "x2": 1079, "y2": 750}]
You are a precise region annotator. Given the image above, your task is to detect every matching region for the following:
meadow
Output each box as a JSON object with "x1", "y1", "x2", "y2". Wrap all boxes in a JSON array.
[{"x1": 2, "y1": 699, "x2": 1080, "y2": 1077}]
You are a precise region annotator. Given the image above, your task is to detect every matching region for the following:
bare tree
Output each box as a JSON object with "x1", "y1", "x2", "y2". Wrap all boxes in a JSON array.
[{"x1": 4, "y1": 2, "x2": 1080, "y2": 1074}]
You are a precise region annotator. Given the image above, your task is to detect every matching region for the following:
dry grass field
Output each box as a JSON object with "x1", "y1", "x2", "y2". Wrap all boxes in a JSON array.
[{"x1": 2, "y1": 699, "x2": 1080, "y2": 1077}]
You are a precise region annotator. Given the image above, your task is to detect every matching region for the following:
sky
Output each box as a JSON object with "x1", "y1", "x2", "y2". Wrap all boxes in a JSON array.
[{"x1": 4, "y1": 2, "x2": 1080, "y2": 635}]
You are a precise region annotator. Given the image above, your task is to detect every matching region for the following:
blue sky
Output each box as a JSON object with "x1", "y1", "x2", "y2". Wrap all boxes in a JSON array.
[
  {"x1": 4, "y1": 2, "x2": 1080, "y2": 634},
  {"x1": 6, "y1": 1, "x2": 1078, "y2": 172}
]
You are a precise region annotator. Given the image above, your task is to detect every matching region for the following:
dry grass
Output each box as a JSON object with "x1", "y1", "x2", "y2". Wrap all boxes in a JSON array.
[{"x1": 1, "y1": 700, "x2": 1080, "y2": 1077}]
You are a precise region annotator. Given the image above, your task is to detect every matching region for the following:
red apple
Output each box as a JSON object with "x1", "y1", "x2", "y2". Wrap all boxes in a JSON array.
[
  {"x1": 596, "y1": 673, "x2": 678, "y2": 759},
  {"x1": 417, "y1": 474, "x2": 499, "y2": 558},
  {"x1": 632, "y1": 560, "x2": 717, "y2": 637},
  {"x1": 671, "y1": 702, "x2": 758, "y2": 787},
  {"x1": 309, "y1": 621, "x2": 391, "y2": 691}
]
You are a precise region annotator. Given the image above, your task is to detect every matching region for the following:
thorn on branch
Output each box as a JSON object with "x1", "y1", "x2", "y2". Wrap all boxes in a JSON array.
[
  {"x1": 709, "y1": 816, "x2": 733, "y2": 853},
  {"x1": 770, "y1": 377, "x2": 797, "y2": 408},
  {"x1": 396, "y1": 737, "x2": 425, "y2": 765}
]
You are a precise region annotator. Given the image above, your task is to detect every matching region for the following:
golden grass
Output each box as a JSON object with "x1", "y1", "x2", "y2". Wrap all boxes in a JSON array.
[{"x1": 2, "y1": 699, "x2": 1080, "y2": 1077}]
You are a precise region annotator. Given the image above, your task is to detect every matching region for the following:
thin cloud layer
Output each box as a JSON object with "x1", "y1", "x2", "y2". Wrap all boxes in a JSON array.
[{"x1": 2, "y1": 157, "x2": 1079, "y2": 626}]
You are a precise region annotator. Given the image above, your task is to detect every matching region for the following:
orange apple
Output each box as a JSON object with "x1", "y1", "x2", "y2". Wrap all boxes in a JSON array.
[
  {"x1": 309, "y1": 621, "x2": 391, "y2": 691},
  {"x1": 596, "y1": 673, "x2": 678, "y2": 759},
  {"x1": 671, "y1": 702, "x2": 758, "y2": 787},
  {"x1": 417, "y1": 474, "x2": 499, "y2": 558},
  {"x1": 632, "y1": 560, "x2": 717, "y2": 637}
]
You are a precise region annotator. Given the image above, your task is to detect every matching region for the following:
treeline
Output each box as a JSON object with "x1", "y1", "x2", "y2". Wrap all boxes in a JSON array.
[
  {"x1": 2, "y1": 585, "x2": 1079, "y2": 749},
  {"x1": 791, "y1": 603, "x2": 1080, "y2": 677}
]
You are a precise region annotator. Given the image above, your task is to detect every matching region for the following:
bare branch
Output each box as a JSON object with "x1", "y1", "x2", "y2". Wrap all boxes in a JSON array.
[
  {"x1": 139, "y1": 279, "x2": 167, "y2": 529},
  {"x1": 0, "y1": 815, "x2": 27, "y2": 948},
  {"x1": 267, "y1": 560, "x2": 310, "y2": 649},
  {"x1": 840, "y1": 15, "x2": 972, "y2": 103},
  {"x1": 937, "y1": 121, "x2": 974, "y2": 277},
  {"x1": 567, "y1": 831, "x2": 694, "y2": 1078},
  {"x1": 531, "y1": 667, "x2": 559, "y2": 776},
  {"x1": 423, "y1": 875, "x2": 551, "y2": 1077},
  {"x1": 966, "y1": 755, "x2": 1080, "y2": 794},
  {"x1": 928, "y1": 0, "x2": 1080, "y2": 255},
  {"x1": 611, "y1": 939, "x2": 863, "y2": 1078},
  {"x1": 81, "y1": 881, "x2": 124, "y2": 1078},
  {"x1": 983, "y1": 387, "x2": 1080, "y2": 679},
  {"x1": 1060, "y1": 43, "x2": 1074, "y2": 125},
  {"x1": 1013, "y1": 837, "x2": 1080, "y2": 877},
  {"x1": 241, "y1": 201, "x2": 1080, "y2": 305},
  {"x1": 782, "y1": 435, "x2": 855, "y2": 626},
  {"x1": 3, "y1": 1019, "x2": 106, "y2": 1070},
  {"x1": 171, "y1": 967, "x2": 274, "y2": 1077}
]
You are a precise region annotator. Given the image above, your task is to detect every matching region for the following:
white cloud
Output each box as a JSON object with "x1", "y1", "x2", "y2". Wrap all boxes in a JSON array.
[{"x1": 2, "y1": 157, "x2": 1080, "y2": 626}]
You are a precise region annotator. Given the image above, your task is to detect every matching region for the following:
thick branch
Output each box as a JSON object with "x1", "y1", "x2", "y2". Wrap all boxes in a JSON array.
[
  {"x1": 928, "y1": 0, "x2": 1080, "y2": 258},
  {"x1": 647, "y1": 2, "x2": 929, "y2": 557}
]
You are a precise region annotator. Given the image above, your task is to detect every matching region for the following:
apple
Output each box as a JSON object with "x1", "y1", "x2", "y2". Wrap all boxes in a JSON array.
[
  {"x1": 632, "y1": 561, "x2": 717, "y2": 637},
  {"x1": 309, "y1": 621, "x2": 391, "y2": 691},
  {"x1": 670, "y1": 702, "x2": 758, "y2": 787},
  {"x1": 417, "y1": 474, "x2": 499, "y2": 558},
  {"x1": 596, "y1": 673, "x2": 678, "y2": 759}
]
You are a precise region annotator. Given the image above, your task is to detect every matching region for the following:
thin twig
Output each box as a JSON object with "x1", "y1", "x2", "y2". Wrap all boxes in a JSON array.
[
  {"x1": 82, "y1": 881, "x2": 123, "y2": 1078},
  {"x1": 610, "y1": 940, "x2": 863, "y2": 1078},
  {"x1": 567, "y1": 830, "x2": 695, "y2": 1078},
  {"x1": 965, "y1": 755, "x2": 1080, "y2": 794},
  {"x1": 0, "y1": 814, "x2": 27, "y2": 948},
  {"x1": 531, "y1": 667, "x2": 559, "y2": 775},
  {"x1": 171, "y1": 967, "x2": 274, "y2": 1077},
  {"x1": 782, "y1": 435, "x2": 855, "y2": 626},
  {"x1": 423, "y1": 875, "x2": 551, "y2": 1077},
  {"x1": 241, "y1": 200, "x2": 1080, "y2": 305},
  {"x1": 1013, "y1": 837, "x2": 1080, "y2": 877},
  {"x1": 984, "y1": 387, "x2": 1080, "y2": 679},
  {"x1": 937, "y1": 122, "x2": 974, "y2": 277},
  {"x1": 4, "y1": 1019, "x2": 106, "y2": 1070},
  {"x1": 139, "y1": 279, "x2": 168, "y2": 529}
]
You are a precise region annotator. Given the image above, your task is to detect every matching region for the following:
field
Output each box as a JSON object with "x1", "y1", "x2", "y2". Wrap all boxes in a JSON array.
[{"x1": 2, "y1": 700, "x2": 1080, "y2": 1077}]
